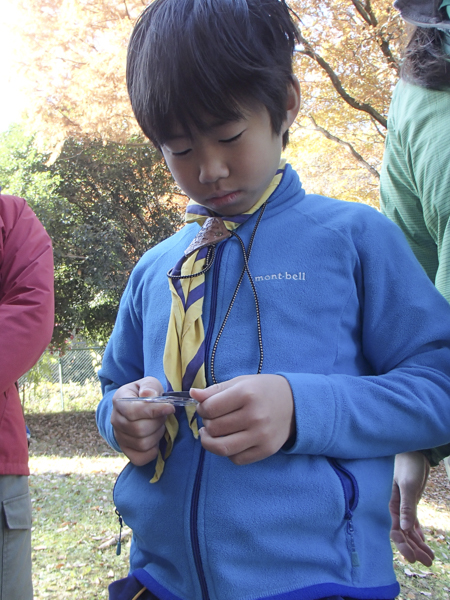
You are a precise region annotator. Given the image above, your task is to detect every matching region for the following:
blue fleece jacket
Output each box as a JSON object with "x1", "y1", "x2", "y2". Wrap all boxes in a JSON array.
[{"x1": 97, "y1": 164, "x2": 450, "y2": 600}]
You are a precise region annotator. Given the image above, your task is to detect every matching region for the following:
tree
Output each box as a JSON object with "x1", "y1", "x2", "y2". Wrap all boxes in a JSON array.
[
  {"x1": 13, "y1": 0, "x2": 145, "y2": 154},
  {"x1": 48, "y1": 136, "x2": 184, "y2": 348},
  {"x1": 0, "y1": 124, "x2": 57, "y2": 204},
  {"x1": 0, "y1": 126, "x2": 184, "y2": 348},
  {"x1": 285, "y1": 0, "x2": 406, "y2": 206},
  {"x1": 12, "y1": 0, "x2": 407, "y2": 205}
]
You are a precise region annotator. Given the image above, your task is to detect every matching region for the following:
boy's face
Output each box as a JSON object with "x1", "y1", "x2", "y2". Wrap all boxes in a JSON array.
[{"x1": 160, "y1": 101, "x2": 294, "y2": 216}]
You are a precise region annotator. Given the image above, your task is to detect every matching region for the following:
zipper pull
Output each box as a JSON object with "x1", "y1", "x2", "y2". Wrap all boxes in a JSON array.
[
  {"x1": 115, "y1": 508, "x2": 123, "y2": 556},
  {"x1": 347, "y1": 519, "x2": 360, "y2": 567}
]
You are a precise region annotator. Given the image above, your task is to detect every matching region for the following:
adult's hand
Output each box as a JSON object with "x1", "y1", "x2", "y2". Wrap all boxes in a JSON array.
[{"x1": 389, "y1": 451, "x2": 434, "y2": 566}]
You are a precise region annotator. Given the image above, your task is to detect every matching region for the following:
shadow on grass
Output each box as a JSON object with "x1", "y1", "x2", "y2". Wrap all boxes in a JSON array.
[{"x1": 25, "y1": 410, "x2": 115, "y2": 458}]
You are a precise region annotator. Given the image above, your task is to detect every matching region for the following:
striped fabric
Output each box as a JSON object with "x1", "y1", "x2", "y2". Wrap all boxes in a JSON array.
[
  {"x1": 380, "y1": 82, "x2": 450, "y2": 303},
  {"x1": 149, "y1": 160, "x2": 286, "y2": 483},
  {"x1": 380, "y1": 81, "x2": 450, "y2": 467}
]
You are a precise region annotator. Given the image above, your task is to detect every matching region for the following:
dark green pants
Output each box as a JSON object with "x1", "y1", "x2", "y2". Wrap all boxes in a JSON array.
[{"x1": 0, "y1": 475, "x2": 33, "y2": 600}]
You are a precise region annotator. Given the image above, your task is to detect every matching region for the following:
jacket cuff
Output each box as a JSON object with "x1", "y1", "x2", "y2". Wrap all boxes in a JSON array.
[
  {"x1": 277, "y1": 372, "x2": 336, "y2": 455},
  {"x1": 96, "y1": 391, "x2": 122, "y2": 454},
  {"x1": 420, "y1": 444, "x2": 450, "y2": 467}
]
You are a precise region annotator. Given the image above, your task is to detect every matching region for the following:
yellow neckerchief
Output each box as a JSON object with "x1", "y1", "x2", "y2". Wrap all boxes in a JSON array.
[{"x1": 151, "y1": 160, "x2": 286, "y2": 483}]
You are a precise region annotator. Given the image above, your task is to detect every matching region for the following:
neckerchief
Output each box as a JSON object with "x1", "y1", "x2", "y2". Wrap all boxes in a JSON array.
[{"x1": 150, "y1": 160, "x2": 286, "y2": 483}]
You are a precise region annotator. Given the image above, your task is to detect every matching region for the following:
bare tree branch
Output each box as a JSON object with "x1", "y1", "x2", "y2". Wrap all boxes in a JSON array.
[
  {"x1": 370, "y1": 116, "x2": 387, "y2": 140},
  {"x1": 123, "y1": 1, "x2": 132, "y2": 21},
  {"x1": 377, "y1": 34, "x2": 400, "y2": 74},
  {"x1": 55, "y1": 57, "x2": 87, "y2": 66},
  {"x1": 290, "y1": 4, "x2": 389, "y2": 128},
  {"x1": 296, "y1": 37, "x2": 387, "y2": 128},
  {"x1": 352, "y1": 1, "x2": 399, "y2": 74},
  {"x1": 351, "y1": 0, "x2": 377, "y2": 26},
  {"x1": 306, "y1": 116, "x2": 380, "y2": 179},
  {"x1": 363, "y1": 1, "x2": 379, "y2": 26}
]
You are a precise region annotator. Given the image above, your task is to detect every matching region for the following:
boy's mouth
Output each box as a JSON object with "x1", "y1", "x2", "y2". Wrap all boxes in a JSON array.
[{"x1": 205, "y1": 191, "x2": 240, "y2": 206}]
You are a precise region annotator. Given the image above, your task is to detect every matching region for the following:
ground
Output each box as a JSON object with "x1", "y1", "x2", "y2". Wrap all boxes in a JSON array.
[{"x1": 26, "y1": 411, "x2": 450, "y2": 599}]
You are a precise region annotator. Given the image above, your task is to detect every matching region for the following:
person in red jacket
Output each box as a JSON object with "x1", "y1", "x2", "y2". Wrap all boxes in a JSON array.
[{"x1": 0, "y1": 195, "x2": 54, "y2": 600}]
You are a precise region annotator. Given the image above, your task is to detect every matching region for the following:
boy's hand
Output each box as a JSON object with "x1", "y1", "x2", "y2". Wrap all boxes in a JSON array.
[
  {"x1": 192, "y1": 374, "x2": 295, "y2": 465},
  {"x1": 111, "y1": 377, "x2": 175, "y2": 466}
]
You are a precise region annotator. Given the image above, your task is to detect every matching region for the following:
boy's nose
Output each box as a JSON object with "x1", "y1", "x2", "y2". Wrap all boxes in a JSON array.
[{"x1": 198, "y1": 156, "x2": 229, "y2": 184}]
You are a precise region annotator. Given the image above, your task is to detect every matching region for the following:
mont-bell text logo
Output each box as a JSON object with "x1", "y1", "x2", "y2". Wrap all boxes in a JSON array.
[{"x1": 255, "y1": 272, "x2": 306, "y2": 282}]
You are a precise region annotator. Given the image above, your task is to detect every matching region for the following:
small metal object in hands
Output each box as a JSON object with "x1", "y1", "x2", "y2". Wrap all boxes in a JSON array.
[{"x1": 117, "y1": 391, "x2": 198, "y2": 407}]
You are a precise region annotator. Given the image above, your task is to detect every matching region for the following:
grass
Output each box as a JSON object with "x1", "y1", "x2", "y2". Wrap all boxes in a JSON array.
[
  {"x1": 394, "y1": 468, "x2": 450, "y2": 600},
  {"x1": 30, "y1": 456, "x2": 129, "y2": 599},
  {"x1": 23, "y1": 379, "x2": 102, "y2": 414},
  {"x1": 27, "y1": 411, "x2": 450, "y2": 599}
]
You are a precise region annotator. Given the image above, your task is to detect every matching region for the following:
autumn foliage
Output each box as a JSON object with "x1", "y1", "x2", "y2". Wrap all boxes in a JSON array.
[
  {"x1": 287, "y1": 0, "x2": 406, "y2": 206},
  {"x1": 12, "y1": 0, "x2": 407, "y2": 206}
]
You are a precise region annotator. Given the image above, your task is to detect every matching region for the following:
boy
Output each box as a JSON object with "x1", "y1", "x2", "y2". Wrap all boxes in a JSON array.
[{"x1": 96, "y1": 1, "x2": 450, "y2": 599}]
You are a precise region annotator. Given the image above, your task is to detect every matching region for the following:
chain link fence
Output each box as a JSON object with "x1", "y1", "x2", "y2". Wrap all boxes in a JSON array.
[{"x1": 19, "y1": 347, "x2": 105, "y2": 413}]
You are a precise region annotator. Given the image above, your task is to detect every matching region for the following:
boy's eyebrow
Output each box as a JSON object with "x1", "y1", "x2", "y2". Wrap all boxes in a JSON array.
[
  {"x1": 163, "y1": 132, "x2": 191, "y2": 143},
  {"x1": 209, "y1": 117, "x2": 240, "y2": 128},
  {"x1": 165, "y1": 117, "x2": 244, "y2": 141}
]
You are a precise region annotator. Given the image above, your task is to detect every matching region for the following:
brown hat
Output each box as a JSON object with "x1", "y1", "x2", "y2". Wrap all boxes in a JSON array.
[{"x1": 394, "y1": 0, "x2": 450, "y2": 29}]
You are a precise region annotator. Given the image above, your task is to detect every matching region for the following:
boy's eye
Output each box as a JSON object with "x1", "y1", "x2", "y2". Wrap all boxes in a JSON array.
[
  {"x1": 172, "y1": 148, "x2": 191, "y2": 156},
  {"x1": 220, "y1": 131, "x2": 245, "y2": 143}
]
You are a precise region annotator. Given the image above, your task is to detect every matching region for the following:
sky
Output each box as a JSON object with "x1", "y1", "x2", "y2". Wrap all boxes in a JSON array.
[{"x1": 0, "y1": 0, "x2": 28, "y2": 132}]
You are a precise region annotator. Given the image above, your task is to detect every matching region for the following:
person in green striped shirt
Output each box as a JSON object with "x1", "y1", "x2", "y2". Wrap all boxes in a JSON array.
[{"x1": 380, "y1": 0, "x2": 450, "y2": 569}]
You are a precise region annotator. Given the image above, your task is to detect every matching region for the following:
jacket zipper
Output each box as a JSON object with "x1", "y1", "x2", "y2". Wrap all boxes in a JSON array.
[
  {"x1": 327, "y1": 458, "x2": 360, "y2": 568},
  {"x1": 190, "y1": 241, "x2": 226, "y2": 600}
]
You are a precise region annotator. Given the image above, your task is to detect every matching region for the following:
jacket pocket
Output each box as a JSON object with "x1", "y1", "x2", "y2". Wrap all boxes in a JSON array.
[
  {"x1": 327, "y1": 457, "x2": 360, "y2": 569},
  {"x1": 2, "y1": 491, "x2": 33, "y2": 600},
  {"x1": 3, "y1": 492, "x2": 32, "y2": 530},
  {"x1": 112, "y1": 460, "x2": 131, "y2": 507},
  {"x1": 112, "y1": 461, "x2": 133, "y2": 555}
]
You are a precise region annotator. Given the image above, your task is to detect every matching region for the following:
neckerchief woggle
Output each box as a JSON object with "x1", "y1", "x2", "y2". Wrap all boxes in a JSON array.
[{"x1": 150, "y1": 159, "x2": 286, "y2": 483}]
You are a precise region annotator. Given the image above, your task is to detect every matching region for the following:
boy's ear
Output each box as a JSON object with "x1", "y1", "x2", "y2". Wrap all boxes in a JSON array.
[{"x1": 283, "y1": 75, "x2": 301, "y2": 132}]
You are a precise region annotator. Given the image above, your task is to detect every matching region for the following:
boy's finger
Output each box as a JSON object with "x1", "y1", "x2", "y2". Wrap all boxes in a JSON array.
[
  {"x1": 196, "y1": 393, "x2": 244, "y2": 420},
  {"x1": 113, "y1": 385, "x2": 159, "y2": 402},
  {"x1": 199, "y1": 427, "x2": 251, "y2": 457},
  {"x1": 112, "y1": 412, "x2": 167, "y2": 438},
  {"x1": 199, "y1": 428, "x2": 268, "y2": 465},
  {"x1": 191, "y1": 379, "x2": 236, "y2": 402},
  {"x1": 201, "y1": 409, "x2": 246, "y2": 438},
  {"x1": 113, "y1": 398, "x2": 175, "y2": 421},
  {"x1": 194, "y1": 383, "x2": 254, "y2": 419},
  {"x1": 138, "y1": 387, "x2": 162, "y2": 398},
  {"x1": 121, "y1": 445, "x2": 161, "y2": 467},
  {"x1": 116, "y1": 423, "x2": 166, "y2": 448}
]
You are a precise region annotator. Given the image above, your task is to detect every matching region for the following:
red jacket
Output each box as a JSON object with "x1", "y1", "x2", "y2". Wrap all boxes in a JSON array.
[{"x1": 0, "y1": 195, "x2": 54, "y2": 475}]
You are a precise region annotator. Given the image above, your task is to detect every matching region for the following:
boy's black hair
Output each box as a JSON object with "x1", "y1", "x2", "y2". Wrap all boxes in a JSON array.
[{"x1": 127, "y1": 0, "x2": 299, "y2": 148}]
